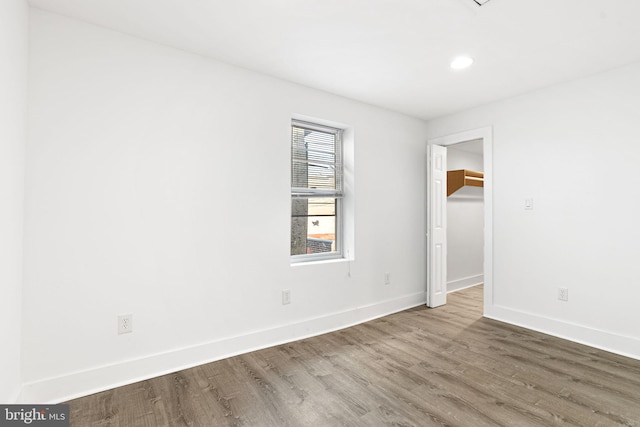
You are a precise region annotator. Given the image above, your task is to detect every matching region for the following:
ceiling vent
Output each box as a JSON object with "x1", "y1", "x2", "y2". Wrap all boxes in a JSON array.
[{"x1": 473, "y1": 0, "x2": 491, "y2": 5}]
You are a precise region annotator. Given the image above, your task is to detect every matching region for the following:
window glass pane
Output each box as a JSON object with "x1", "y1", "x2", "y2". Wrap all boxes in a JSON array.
[
  {"x1": 291, "y1": 198, "x2": 337, "y2": 256},
  {"x1": 291, "y1": 120, "x2": 343, "y2": 261},
  {"x1": 291, "y1": 126, "x2": 309, "y2": 189},
  {"x1": 291, "y1": 125, "x2": 338, "y2": 191}
]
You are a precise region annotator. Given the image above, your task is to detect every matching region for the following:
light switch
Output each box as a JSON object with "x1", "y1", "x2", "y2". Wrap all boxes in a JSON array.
[{"x1": 524, "y1": 198, "x2": 533, "y2": 210}]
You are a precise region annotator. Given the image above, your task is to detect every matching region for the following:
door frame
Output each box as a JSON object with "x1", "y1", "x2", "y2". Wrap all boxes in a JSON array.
[{"x1": 427, "y1": 126, "x2": 493, "y2": 311}]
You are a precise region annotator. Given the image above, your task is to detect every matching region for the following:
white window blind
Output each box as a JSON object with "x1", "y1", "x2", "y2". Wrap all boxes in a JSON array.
[{"x1": 291, "y1": 120, "x2": 343, "y2": 198}]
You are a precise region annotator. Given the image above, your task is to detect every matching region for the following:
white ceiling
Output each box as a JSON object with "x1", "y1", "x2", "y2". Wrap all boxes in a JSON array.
[{"x1": 27, "y1": 0, "x2": 640, "y2": 120}]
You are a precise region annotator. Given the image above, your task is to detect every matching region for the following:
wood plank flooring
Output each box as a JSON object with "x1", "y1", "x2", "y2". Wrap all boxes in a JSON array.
[{"x1": 65, "y1": 286, "x2": 640, "y2": 426}]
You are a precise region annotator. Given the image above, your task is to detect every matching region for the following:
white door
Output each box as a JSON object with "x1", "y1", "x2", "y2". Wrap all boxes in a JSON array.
[{"x1": 427, "y1": 144, "x2": 447, "y2": 307}]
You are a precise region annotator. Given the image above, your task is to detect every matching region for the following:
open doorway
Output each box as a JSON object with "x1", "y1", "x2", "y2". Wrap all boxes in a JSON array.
[
  {"x1": 447, "y1": 140, "x2": 484, "y2": 294},
  {"x1": 426, "y1": 127, "x2": 493, "y2": 313}
]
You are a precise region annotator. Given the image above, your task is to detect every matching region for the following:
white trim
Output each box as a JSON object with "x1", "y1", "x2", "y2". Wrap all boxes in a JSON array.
[
  {"x1": 447, "y1": 274, "x2": 483, "y2": 293},
  {"x1": 427, "y1": 126, "x2": 493, "y2": 311},
  {"x1": 485, "y1": 305, "x2": 640, "y2": 361},
  {"x1": 18, "y1": 291, "x2": 426, "y2": 404},
  {"x1": 291, "y1": 118, "x2": 343, "y2": 135}
]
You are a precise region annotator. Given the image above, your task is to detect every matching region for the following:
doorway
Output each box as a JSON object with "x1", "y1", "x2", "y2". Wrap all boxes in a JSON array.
[
  {"x1": 447, "y1": 140, "x2": 484, "y2": 293},
  {"x1": 426, "y1": 127, "x2": 493, "y2": 312}
]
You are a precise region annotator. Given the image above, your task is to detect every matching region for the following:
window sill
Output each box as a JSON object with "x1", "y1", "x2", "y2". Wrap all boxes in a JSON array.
[{"x1": 290, "y1": 256, "x2": 348, "y2": 267}]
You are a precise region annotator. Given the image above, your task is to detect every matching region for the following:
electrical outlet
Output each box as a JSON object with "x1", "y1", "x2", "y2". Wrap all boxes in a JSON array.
[
  {"x1": 384, "y1": 272, "x2": 391, "y2": 285},
  {"x1": 558, "y1": 288, "x2": 569, "y2": 302},
  {"x1": 282, "y1": 289, "x2": 291, "y2": 305},
  {"x1": 118, "y1": 314, "x2": 133, "y2": 334}
]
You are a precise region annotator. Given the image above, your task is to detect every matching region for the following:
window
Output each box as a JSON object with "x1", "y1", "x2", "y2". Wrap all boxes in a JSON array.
[{"x1": 291, "y1": 119, "x2": 343, "y2": 262}]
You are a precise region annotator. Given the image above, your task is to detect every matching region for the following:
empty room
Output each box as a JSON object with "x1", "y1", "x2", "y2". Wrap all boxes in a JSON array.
[{"x1": 2, "y1": 0, "x2": 640, "y2": 425}]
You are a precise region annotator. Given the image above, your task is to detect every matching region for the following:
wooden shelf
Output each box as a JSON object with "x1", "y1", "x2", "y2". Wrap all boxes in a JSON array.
[{"x1": 447, "y1": 169, "x2": 484, "y2": 196}]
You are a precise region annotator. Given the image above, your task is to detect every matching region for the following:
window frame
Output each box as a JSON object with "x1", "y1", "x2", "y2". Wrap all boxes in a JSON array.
[{"x1": 290, "y1": 119, "x2": 344, "y2": 264}]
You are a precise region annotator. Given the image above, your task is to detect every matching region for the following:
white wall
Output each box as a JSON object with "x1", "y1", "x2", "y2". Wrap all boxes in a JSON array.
[
  {"x1": 447, "y1": 146, "x2": 483, "y2": 292},
  {"x1": 426, "y1": 61, "x2": 640, "y2": 359},
  {"x1": 0, "y1": 0, "x2": 28, "y2": 404},
  {"x1": 22, "y1": 10, "x2": 429, "y2": 402}
]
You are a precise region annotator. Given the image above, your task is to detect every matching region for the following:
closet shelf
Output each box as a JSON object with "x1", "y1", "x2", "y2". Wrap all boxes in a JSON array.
[{"x1": 447, "y1": 169, "x2": 484, "y2": 196}]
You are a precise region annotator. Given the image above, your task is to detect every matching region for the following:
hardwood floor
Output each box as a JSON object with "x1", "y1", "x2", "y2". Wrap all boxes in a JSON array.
[{"x1": 65, "y1": 286, "x2": 640, "y2": 426}]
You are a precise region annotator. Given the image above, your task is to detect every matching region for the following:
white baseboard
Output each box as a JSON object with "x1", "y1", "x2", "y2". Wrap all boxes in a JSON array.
[
  {"x1": 484, "y1": 304, "x2": 640, "y2": 361},
  {"x1": 18, "y1": 292, "x2": 426, "y2": 404},
  {"x1": 447, "y1": 274, "x2": 483, "y2": 293}
]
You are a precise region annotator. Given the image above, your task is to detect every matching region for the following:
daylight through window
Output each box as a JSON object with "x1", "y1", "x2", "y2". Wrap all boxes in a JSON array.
[{"x1": 291, "y1": 120, "x2": 343, "y2": 261}]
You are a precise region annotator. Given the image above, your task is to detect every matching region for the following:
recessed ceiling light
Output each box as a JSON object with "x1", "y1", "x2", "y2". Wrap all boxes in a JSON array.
[{"x1": 450, "y1": 56, "x2": 474, "y2": 70}]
